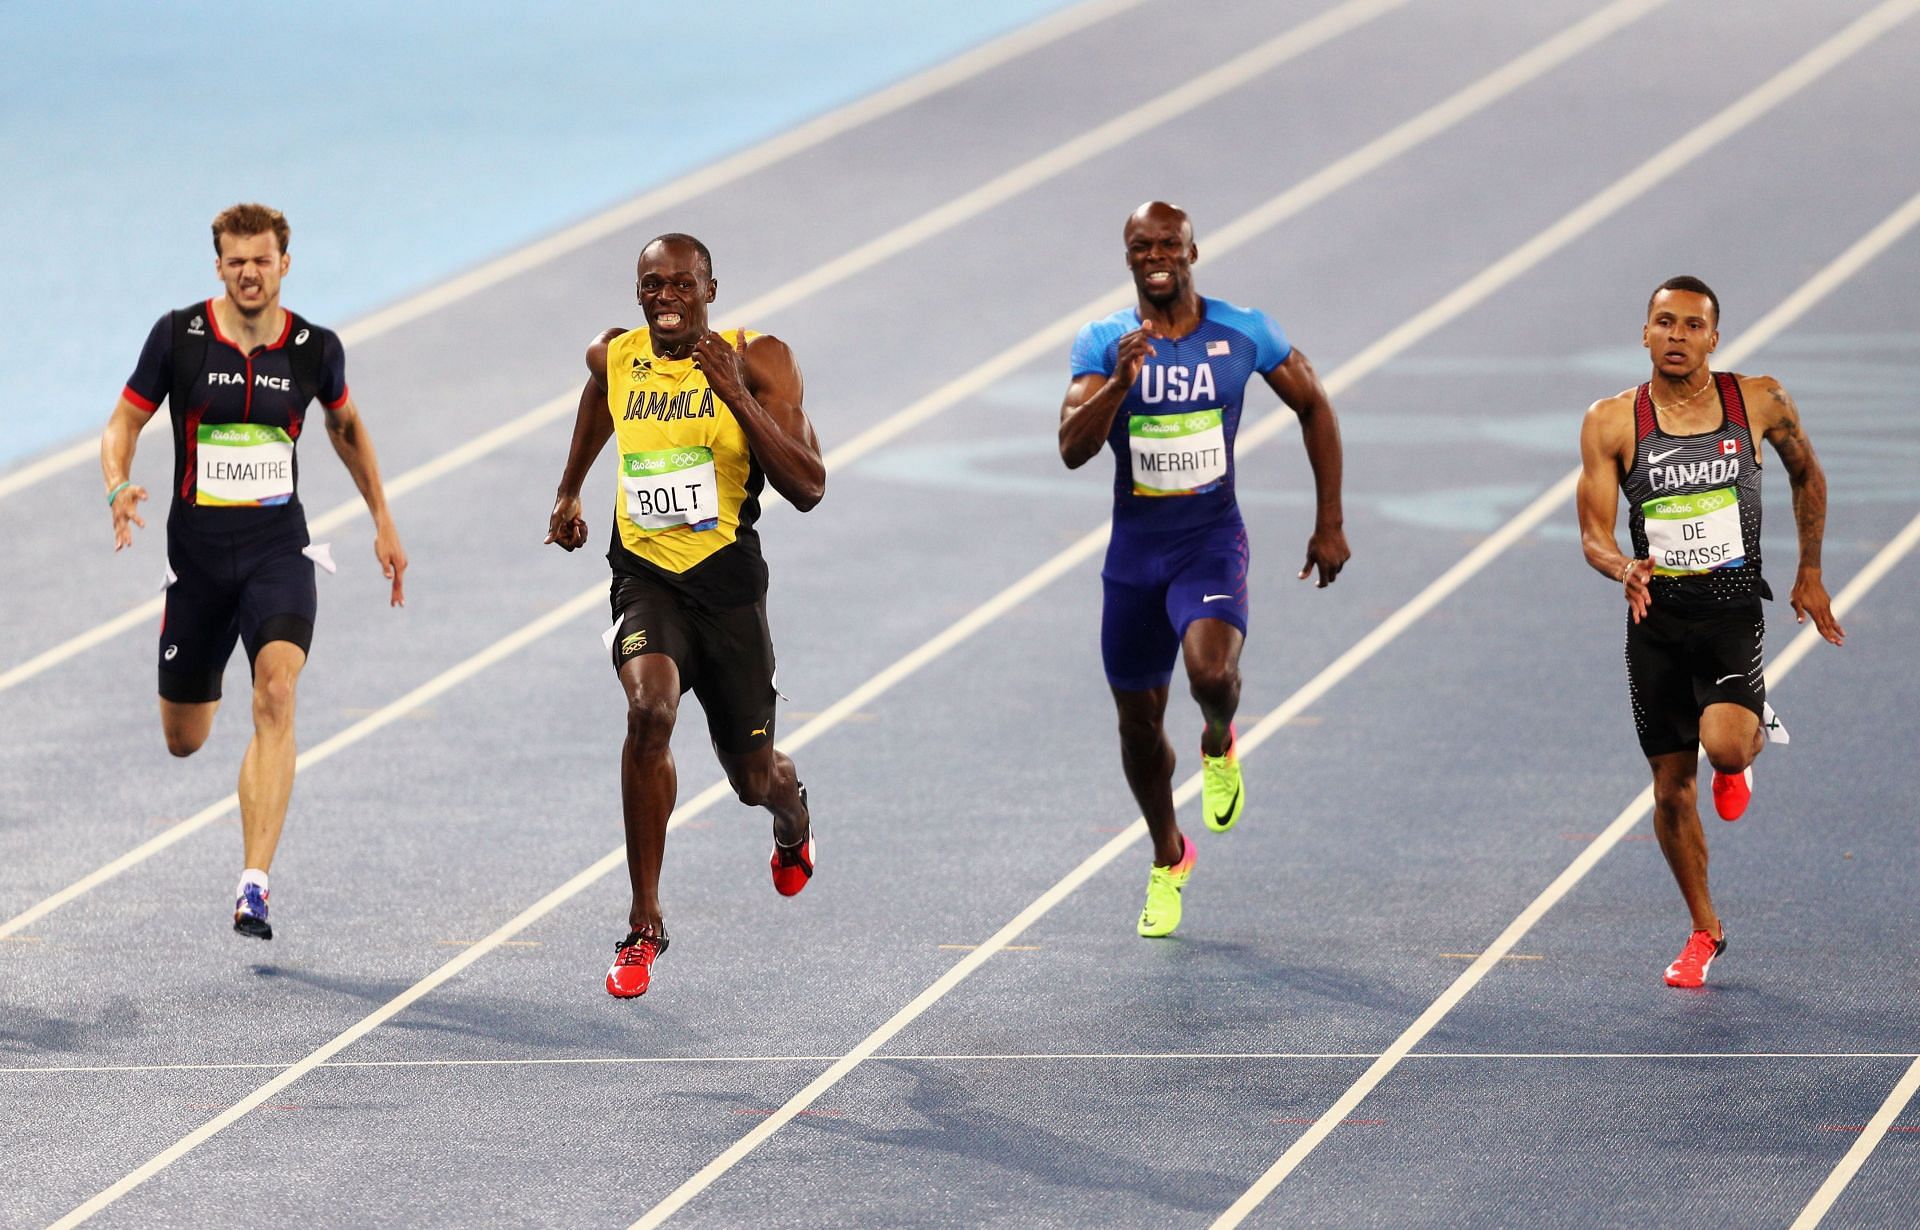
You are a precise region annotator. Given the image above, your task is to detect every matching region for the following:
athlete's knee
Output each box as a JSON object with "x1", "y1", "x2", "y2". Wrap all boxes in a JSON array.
[
  {"x1": 624, "y1": 693, "x2": 677, "y2": 753},
  {"x1": 729, "y1": 765, "x2": 774, "y2": 808},
  {"x1": 251, "y1": 672, "x2": 298, "y2": 730},
  {"x1": 1185, "y1": 659, "x2": 1240, "y2": 705},
  {"x1": 164, "y1": 727, "x2": 207, "y2": 758}
]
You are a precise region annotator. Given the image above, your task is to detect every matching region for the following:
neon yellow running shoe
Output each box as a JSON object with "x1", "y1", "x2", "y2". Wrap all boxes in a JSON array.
[
  {"x1": 1201, "y1": 725, "x2": 1244, "y2": 833},
  {"x1": 1137, "y1": 836, "x2": 1197, "y2": 938}
]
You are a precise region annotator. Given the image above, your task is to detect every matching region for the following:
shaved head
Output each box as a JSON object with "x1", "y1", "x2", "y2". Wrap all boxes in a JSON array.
[{"x1": 1125, "y1": 200, "x2": 1193, "y2": 243}]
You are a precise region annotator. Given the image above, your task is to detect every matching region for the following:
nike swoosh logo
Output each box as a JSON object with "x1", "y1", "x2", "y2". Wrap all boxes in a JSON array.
[
  {"x1": 1202, "y1": 594, "x2": 1233, "y2": 602},
  {"x1": 1210, "y1": 783, "x2": 1240, "y2": 825},
  {"x1": 1714, "y1": 674, "x2": 1742, "y2": 685},
  {"x1": 1648, "y1": 447, "x2": 1682, "y2": 464}
]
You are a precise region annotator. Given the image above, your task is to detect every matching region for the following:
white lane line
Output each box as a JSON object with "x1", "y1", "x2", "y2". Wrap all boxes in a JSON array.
[
  {"x1": 1792, "y1": 1055, "x2": 1920, "y2": 1228},
  {"x1": 1, "y1": 0, "x2": 1659, "y2": 940},
  {"x1": 11, "y1": 1050, "x2": 1915, "y2": 1078},
  {"x1": 0, "y1": 0, "x2": 1146, "y2": 504},
  {"x1": 1214, "y1": 207, "x2": 1920, "y2": 1230},
  {"x1": 629, "y1": 22, "x2": 1916, "y2": 1228},
  {"x1": 0, "y1": 0, "x2": 1401, "y2": 698}
]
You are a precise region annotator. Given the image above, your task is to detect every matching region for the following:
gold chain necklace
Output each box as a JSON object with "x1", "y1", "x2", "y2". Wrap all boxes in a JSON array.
[{"x1": 1650, "y1": 378, "x2": 1715, "y2": 414}]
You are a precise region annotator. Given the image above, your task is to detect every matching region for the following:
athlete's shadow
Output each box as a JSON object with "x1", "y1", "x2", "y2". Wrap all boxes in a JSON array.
[
  {"x1": 1147, "y1": 935, "x2": 1432, "y2": 1024},
  {"x1": 0, "y1": 996, "x2": 139, "y2": 1055}
]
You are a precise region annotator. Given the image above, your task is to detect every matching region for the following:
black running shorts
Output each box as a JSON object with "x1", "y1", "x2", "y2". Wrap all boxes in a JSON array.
[
  {"x1": 608, "y1": 572, "x2": 777, "y2": 755},
  {"x1": 159, "y1": 516, "x2": 316, "y2": 704},
  {"x1": 1624, "y1": 601, "x2": 1765, "y2": 757}
]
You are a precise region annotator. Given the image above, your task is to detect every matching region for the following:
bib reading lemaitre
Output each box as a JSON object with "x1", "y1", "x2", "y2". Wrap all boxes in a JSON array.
[{"x1": 605, "y1": 327, "x2": 769, "y2": 608}]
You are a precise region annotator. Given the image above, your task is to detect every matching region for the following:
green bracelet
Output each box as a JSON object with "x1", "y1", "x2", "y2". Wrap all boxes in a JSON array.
[{"x1": 106, "y1": 480, "x2": 131, "y2": 506}]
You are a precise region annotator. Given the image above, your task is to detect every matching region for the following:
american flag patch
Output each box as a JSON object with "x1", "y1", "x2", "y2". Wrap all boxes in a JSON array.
[
  {"x1": 1721, "y1": 438, "x2": 1739, "y2": 455},
  {"x1": 1206, "y1": 339, "x2": 1230, "y2": 356}
]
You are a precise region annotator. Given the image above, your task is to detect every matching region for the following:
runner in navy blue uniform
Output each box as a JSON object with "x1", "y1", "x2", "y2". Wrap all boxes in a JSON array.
[
  {"x1": 100, "y1": 203, "x2": 408, "y2": 940},
  {"x1": 1577, "y1": 275, "x2": 1843, "y2": 987},
  {"x1": 1059, "y1": 201, "x2": 1349, "y2": 938}
]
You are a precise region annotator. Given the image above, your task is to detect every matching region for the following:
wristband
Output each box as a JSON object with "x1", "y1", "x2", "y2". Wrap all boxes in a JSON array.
[
  {"x1": 1618, "y1": 558, "x2": 1633, "y2": 584},
  {"x1": 106, "y1": 480, "x2": 131, "y2": 507}
]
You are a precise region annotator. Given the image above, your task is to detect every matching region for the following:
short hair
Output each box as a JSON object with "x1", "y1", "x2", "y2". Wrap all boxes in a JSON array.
[
  {"x1": 641, "y1": 232, "x2": 713, "y2": 279},
  {"x1": 211, "y1": 203, "x2": 289, "y2": 256},
  {"x1": 1647, "y1": 275, "x2": 1719, "y2": 326}
]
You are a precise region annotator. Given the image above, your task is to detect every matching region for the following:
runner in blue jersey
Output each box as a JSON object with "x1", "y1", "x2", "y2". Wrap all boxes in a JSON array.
[
  {"x1": 1577, "y1": 275, "x2": 1843, "y2": 988},
  {"x1": 100, "y1": 203, "x2": 408, "y2": 941},
  {"x1": 1059, "y1": 201, "x2": 1349, "y2": 938}
]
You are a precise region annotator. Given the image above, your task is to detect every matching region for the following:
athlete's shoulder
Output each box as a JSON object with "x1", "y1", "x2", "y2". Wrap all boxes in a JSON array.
[
  {"x1": 1732, "y1": 372, "x2": 1794, "y2": 430},
  {"x1": 1202, "y1": 297, "x2": 1291, "y2": 369},
  {"x1": 285, "y1": 311, "x2": 341, "y2": 349},
  {"x1": 1581, "y1": 386, "x2": 1638, "y2": 450},
  {"x1": 1070, "y1": 307, "x2": 1134, "y2": 376}
]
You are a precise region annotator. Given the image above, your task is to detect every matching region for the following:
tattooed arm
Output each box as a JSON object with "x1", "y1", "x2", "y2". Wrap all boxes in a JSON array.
[{"x1": 1747, "y1": 375, "x2": 1844, "y2": 645}]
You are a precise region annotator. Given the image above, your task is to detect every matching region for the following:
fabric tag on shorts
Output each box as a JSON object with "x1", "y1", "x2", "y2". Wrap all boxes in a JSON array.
[
  {"x1": 621, "y1": 446, "x2": 718, "y2": 532},
  {"x1": 1762, "y1": 700, "x2": 1790, "y2": 745},
  {"x1": 301, "y1": 542, "x2": 337, "y2": 575},
  {"x1": 1129, "y1": 409, "x2": 1226, "y2": 496},
  {"x1": 160, "y1": 563, "x2": 178, "y2": 591},
  {"x1": 601, "y1": 615, "x2": 623, "y2": 653},
  {"x1": 1642, "y1": 487, "x2": 1743, "y2": 575},
  {"x1": 196, "y1": 423, "x2": 295, "y2": 506}
]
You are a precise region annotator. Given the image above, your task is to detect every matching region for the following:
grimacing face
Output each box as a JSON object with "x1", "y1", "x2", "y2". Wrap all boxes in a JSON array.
[
  {"x1": 215, "y1": 230, "x2": 288, "y2": 318},
  {"x1": 636, "y1": 242, "x2": 715, "y2": 351},
  {"x1": 1124, "y1": 210, "x2": 1196, "y2": 305}
]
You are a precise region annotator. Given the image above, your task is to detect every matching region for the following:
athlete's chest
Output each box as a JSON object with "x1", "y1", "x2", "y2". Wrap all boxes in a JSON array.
[
  {"x1": 1123, "y1": 330, "x2": 1257, "y2": 411},
  {"x1": 193, "y1": 345, "x2": 306, "y2": 429}
]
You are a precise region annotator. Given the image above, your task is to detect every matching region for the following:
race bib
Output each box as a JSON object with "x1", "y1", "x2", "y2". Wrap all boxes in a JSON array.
[
  {"x1": 1129, "y1": 409, "x2": 1227, "y2": 497},
  {"x1": 1643, "y1": 486, "x2": 1744, "y2": 575},
  {"x1": 196, "y1": 423, "x2": 294, "y2": 506},
  {"x1": 622, "y1": 446, "x2": 718, "y2": 533}
]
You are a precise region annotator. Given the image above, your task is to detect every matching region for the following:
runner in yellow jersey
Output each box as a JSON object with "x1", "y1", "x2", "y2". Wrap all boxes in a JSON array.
[{"x1": 546, "y1": 233, "x2": 826, "y2": 997}]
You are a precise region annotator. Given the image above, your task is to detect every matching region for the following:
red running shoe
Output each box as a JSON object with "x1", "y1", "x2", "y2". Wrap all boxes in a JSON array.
[
  {"x1": 1711, "y1": 767, "x2": 1753, "y2": 821},
  {"x1": 606, "y1": 925, "x2": 668, "y2": 998},
  {"x1": 770, "y1": 783, "x2": 815, "y2": 898},
  {"x1": 1664, "y1": 928, "x2": 1727, "y2": 988}
]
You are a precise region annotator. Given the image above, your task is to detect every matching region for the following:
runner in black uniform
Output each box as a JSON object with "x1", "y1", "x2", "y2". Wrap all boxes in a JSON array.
[
  {"x1": 1577, "y1": 275, "x2": 1844, "y2": 988},
  {"x1": 101, "y1": 203, "x2": 408, "y2": 940}
]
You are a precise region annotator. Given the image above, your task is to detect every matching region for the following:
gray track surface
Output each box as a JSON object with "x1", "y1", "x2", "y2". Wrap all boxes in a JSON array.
[{"x1": 5, "y1": 1, "x2": 1919, "y2": 1227}]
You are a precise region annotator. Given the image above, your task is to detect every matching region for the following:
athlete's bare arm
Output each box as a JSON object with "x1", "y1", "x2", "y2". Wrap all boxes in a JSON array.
[
  {"x1": 1262, "y1": 348, "x2": 1350, "y2": 587},
  {"x1": 100, "y1": 396, "x2": 152, "y2": 551},
  {"x1": 692, "y1": 329, "x2": 825, "y2": 512},
  {"x1": 1578, "y1": 392, "x2": 1654, "y2": 621},
  {"x1": 1058, "y1": 323, "x2": 1157, "y2": 469},
  {"x1": 322, "y1": 394, "x2": 408, "y2": 607},
  {"x1": 1743, "y1": 374, "x2": 1843, "y2": 645},
  {"x1": 547, "y1": 328, "x2": 622, "y2": 551}
]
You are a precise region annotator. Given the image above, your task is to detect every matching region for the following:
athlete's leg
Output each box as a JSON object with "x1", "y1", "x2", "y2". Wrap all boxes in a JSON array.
[
  {"x1": 1647, "y1": 750, "x2": 1720, "y2": 937},
  {"x1": 1181, "y1": 618, "x2": 1245, "y2": 757},
  {"x1": 619, "y1": 653, "x2": 681, "y2": 933},
  {"x1": 237, "y1": 640, "x2": 307, "y2": 871},
  {"x1": 1698, "y1": 702, "x2": 1763, "y2": 776},
  {"x1": 160, "y1": 699, "x2": 219, "y2": 758},
  {"x1": 714, "y1": 744, "x2": 809, "y2": 844},
  {"x1": 1111, "y1": 685, "x2": 1184, "y2": 866}
]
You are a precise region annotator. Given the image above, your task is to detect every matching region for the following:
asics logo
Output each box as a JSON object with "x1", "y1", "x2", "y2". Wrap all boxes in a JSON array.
[
  {"x1": 294, "y1": 328, "x2": 310, "y2": 345},
  {"x1": 164, "y1": 645, "x2": 178, "y2": 661}
]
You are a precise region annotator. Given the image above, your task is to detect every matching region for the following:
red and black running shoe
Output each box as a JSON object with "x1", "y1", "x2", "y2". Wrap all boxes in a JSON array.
[
  {"x1": 606, "y1": 924, "x2": 669, "y2": 998},
  {"x1": 1664, "y1": 927, "x2": 1727, "y2": 988},
  {"x1": 770, "y1": 784, "x2": 815, "y2": 898}
]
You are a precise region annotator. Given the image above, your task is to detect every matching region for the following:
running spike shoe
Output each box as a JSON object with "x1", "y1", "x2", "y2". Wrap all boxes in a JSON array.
[
  {"x1": 1664, "y1": 928, "x2": 1727, "y2": 988},
  {"x1": 1137, "y1": 836, "x2": 1197, "y2": 938},
  {"x1": 771, "y1": 784, "x2": 815, "y2": 897},
  {"x1": 606, "y1": 924, "x2": 669, "y2": 998},
  {"x1": 1711, "y1": 766, "x2": 1753, "y2": 821},
  {"x1": 1201, "y1": 725, "x2": 1244, "y2": 833},
  {"x1": 233, "y1": 882, "x2": 272, "y2": 940}
]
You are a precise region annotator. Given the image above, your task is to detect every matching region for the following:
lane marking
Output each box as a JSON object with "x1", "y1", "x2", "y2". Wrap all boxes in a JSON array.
[
  {"x1": 9, "y1": 1050, "x2": 1915, "y2": 1078},
  {"x1": 0, "y1": 0, "x2": 1401, "y2": 698},
  {"x1": 1, "y1": 0, "x2": 1661, "y2": 940},
  {"x1": 1437, "y1": 953, "x2": 1542, "y2": 961},
  {"x1": 0, "y1": 0, "x2": 1147, "y2": 503},
  {"x1": 1214, "y1": 198, "x2": 1920, "y2": 1230}
]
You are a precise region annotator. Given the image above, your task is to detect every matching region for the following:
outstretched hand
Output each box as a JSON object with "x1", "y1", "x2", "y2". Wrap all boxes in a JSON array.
[
  {"x1": 1298, "y1": 524, "x2": 1350, "y2": 588},
  {"x1": 110, "y1": 484, "x2": 148, "y2": 551},
  {"x1": 1790, "y1": 568, "x2": 1845, "y2": 646},
  {"x1": 1622, "y1": 557, "x2": 1653, "y2": 623}
]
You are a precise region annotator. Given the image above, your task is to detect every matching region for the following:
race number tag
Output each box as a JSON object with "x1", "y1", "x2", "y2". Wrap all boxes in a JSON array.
[
  {"x1": 1643, "y1": 486, "x2": 1744, "y2": 575},
  {"x1": 622, "y1": 447, "x2": 719, "y2": 533},
  {"x1": 196, "y1": 423, "x2": 294, "y2": 506},
  {"x1": 1129, "y1": 409, "x2": 1227, "y2": 496}
]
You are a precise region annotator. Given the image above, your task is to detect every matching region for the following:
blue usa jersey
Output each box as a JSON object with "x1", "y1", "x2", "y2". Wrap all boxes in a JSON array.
[{"x1": 1070, "y1": 296, "x2": 1290, "y2": 536}]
